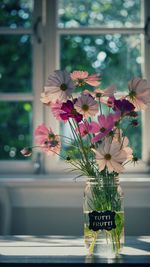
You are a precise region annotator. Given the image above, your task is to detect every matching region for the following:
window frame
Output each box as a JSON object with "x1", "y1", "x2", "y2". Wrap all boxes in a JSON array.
[
  {"x1": 0, "y1": 0, "x2": 44, "y2": 174},
  {"x1": 0, "y1": 0, "x2": 150, "y2": 176}
]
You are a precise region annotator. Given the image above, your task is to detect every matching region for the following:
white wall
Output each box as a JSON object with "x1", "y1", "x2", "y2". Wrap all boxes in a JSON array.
[{"x1": 0, "y1": 177, "x2": 149, "y2": 236}]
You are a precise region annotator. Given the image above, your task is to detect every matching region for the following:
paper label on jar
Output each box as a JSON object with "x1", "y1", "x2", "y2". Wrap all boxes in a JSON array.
[{"x1": 89, "y1": 210, "x2": 116, "y2": 231}]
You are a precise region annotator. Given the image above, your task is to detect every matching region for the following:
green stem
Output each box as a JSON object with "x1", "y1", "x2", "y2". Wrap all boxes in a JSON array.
[
  {"x1": 68, "y1": 120, "x2": 86, "y2": 164},
  {"x1": 98, "y1": 97, "x2": 103, "y2": 115}
]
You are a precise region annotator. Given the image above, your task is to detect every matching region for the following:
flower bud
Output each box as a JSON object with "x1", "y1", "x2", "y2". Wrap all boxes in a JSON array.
[
  {"x1": 90, "y1": 144, "x2": 95, "y2": 149},
  {"x1": 132, "y1": 155, "x2": 138, "y2": 165},
  {"x1": 20, "y1": 147, "x2": 32, "y2": 157},
  {"x1": 107, "y1": 97, "x2": 114, "y2": 108},
  {"x1": 109, "y1": 131, "x2": 114, "y2": 137},
  {"x1": 129, "y1": 111, "x2": 138, "y2": 117},
  {"x1": 131, "y1": 120, "x2": 138, "y2": 127}
]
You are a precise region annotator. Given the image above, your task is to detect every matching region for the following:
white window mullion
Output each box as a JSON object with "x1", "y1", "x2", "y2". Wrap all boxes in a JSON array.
[
  {"x1": 57, "y1": 27, "x2": 144, "y2": 35},
  {"x1": 0, "y1": 28, "x2": 32, "y2": 35},
  {"x1": 44, "y1": 0, "x2": 65, "y2": 173},
  {"x1": 0, "y1": 93, "x2": 33, "y2": 101},
  {"x1": 32, "y1": 0, "x2": 45, "y2": 132}
]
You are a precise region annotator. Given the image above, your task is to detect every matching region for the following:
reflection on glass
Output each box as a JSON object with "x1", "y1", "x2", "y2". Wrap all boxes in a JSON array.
[
  {"x1": 0, "y1": 102, "x2": 32, "y2": 160},
  {"x1": 60, "y1": 34, "x2": 143, "y2": 91},
  {"x1": 121, "y1": 112, "x2": 142, "y2": 159},
  {"x1": 0, "y1": 0, "x2": 33, "y2": 28},
  {"x1": 58, "y1": 0, "x2": 143, "y2": 28},
  {"x1": 0, "y1": 35, "x2": 32, "y2": 93}
]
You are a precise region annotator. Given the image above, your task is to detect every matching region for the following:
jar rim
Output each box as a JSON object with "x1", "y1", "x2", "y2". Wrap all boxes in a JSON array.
[{"x1": 86, "y1": 176, "x2": 120, "y2": 186}]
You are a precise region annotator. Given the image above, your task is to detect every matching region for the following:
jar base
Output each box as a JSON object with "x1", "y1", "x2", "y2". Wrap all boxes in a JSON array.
[{"x1": 84, "y1": 232, "x2": 124, "y2": 258}]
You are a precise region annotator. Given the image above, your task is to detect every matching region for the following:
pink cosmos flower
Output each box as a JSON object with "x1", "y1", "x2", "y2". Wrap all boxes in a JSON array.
[
  {"x1": 127, "y1": 77, "x2": 150, "y2": 110},
  {"x1": 50, "y1": 100, "x2": 67, "y2": 123},
  {"x1": 83, "y1": 86, "x2": 116, "y2": 97},
  {"x1": 70, "y1": 70, "x2": 101, "y2": 86},
  {"x1": 42, "y1": 70, "x2": 75, "y2": 103},
  {"x1": 89, "y1": 114, "x2": 115, "y2": 142},
  {"x1": 76, "y1": 121, "x2": 91, "y2": 137},
  {"x1": 92, "y1": 137, "x2": 128, "y2": 173},
  {"x1": 113, "y1": 129, "x2": 133, "y2": 160},
  {"x1": 83, "y1": 88, "x2": 117, "y2": 111},
  {"x1": 74, "y1": 94, "x2": 99, "y2": 119},
  {"x1": 35, "y1": 124, "x2": 61, "y2": 155},
  {"x1": 94, "y1": 86, "x2": 116, "y2": 98}
]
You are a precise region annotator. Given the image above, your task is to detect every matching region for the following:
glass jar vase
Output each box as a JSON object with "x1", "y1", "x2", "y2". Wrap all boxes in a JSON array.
[{"x1": 83, "y1": 176, "x2": 124, "y2": 258}]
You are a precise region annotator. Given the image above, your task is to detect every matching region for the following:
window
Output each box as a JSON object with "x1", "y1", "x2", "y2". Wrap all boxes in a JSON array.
[
  {"x1": 0, "y1": 0, "x2": 44, "y2": 173},
  {"x1": 0, "y1": 0, "x2": 150, "y2": 175}
]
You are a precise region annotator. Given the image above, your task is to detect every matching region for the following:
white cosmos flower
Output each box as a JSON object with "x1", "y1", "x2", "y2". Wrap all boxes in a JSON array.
[
  {"x1": 41, "y1": 70, "x2": 75, "y2": 103},
  {"x1": 92, "y1": 137, "x2": 128, "y2": 173},
  {"x1": 127, "y1": 77, "x2": 150, "y2": 110}
]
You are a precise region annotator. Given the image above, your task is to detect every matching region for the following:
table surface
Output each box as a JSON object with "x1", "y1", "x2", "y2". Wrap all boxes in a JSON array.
[{"x1": 0, "y1": 235, "x2": 149, "y2": 264}]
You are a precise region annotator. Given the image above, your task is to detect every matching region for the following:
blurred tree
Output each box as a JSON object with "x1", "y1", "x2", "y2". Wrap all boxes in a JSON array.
[{"x1": 0, "y1": 0, "x2": 33, "y2": 160}]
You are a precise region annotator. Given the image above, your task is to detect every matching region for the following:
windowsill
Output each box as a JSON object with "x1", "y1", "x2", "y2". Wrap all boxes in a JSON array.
[{"x1": 0, "y1": 172, "x2": 150, "y2": 187}]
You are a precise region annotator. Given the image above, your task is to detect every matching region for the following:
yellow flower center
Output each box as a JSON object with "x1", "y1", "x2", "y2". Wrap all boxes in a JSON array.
[
  {"x1": 100, "y1": 127, "x2": 106, "y2": 133},
  {"x1": 49, "y1": 133, "x2": 55, "y2": 139},
  {"x1": 78, "y1": 79, "x2": 85, "y2": 86},
  {"x1": 71, "y1": 108, "x2": 77, "y2": 115},
  {"x1": 104, "y1": 154, "x2": 111, "y2": 160},
  {"x1": 129, "y1": 90, "x2": 136, "y2": 99},
  {"x1": 96, "y1": 92, "x2": 102, "y2": 98},
  {"x1": 60, "y1": 83, "x2": 67, "y2": 91},
  {"x1": 82, "y1": 104, "x2": 89, "y2": 111}
]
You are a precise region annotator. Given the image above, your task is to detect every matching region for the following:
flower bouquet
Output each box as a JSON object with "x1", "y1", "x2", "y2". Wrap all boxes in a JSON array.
[{"x1": 21, "y1": 70, "x2": 150, "y2": 257}]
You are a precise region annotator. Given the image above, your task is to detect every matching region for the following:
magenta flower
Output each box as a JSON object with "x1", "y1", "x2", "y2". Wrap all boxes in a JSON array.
[
  {"x1": 89, "y1": 114, "x2": 115, "y2": 142},
  {"x1": 113, "y1": 99, "x2": 135, "y2": 115},
  {"x1": 112, "y1": 111, "x2": 121, "y2": 123},
  {"x1": 35, "y1": 124, "x2": 61, "y2": 155},
  {"x1": 60, "y1": 100, "x2": 83, "y2": 123},
  {"x1": 70, "y1": 70, "x2": 101, "y2": 86},
  {"x1": 50, "y1": 100, "x2": 67, "y2": 123},
  {"x1": 76, "y1": 121, "x2": 91, "y2": 137}
]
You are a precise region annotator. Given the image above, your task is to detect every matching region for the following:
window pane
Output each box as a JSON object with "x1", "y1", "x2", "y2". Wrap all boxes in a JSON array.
[
  {"x1": 60, "y1": 34, "x2": 143, "y2": 91},
  {"x1": 0, "y1": 0, "x2": 33, "y2": 28},
  {"x1": 58, "y1": 0, "x2": 143, "y2": 28},
  {"x1": 0, "y1": 35, "x2": 32, "y2": 93},
  {"x1": 0, "y1": 102, "x2": 32, "y2": 160}
]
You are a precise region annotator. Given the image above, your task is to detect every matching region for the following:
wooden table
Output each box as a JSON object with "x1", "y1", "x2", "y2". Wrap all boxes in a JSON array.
[{"x1": 0, "y1": 235, "x2": 149, "y2": 264}]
